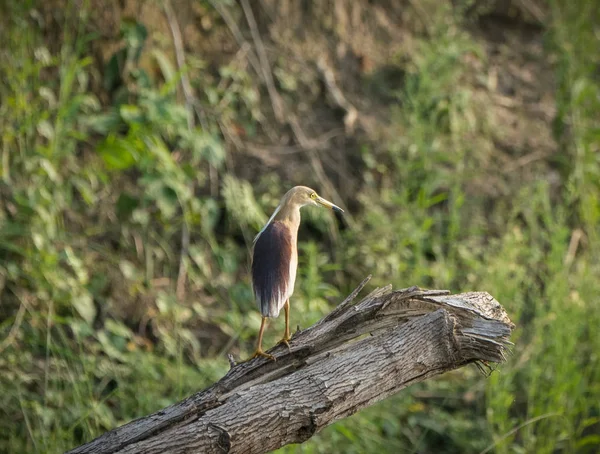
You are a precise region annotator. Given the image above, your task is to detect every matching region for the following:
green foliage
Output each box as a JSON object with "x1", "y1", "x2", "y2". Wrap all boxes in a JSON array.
[
  {"x1": 1, "y1": 1, "x2": 599, "y2": 453},
  {"x1": 481, "y1": 2, "x2": 600, "y2": 453},
  {"x1": 0, "y1": 3, "x2": 228, "y2": 452}
]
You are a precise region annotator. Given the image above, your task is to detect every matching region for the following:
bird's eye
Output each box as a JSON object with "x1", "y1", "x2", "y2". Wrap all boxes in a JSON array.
[{"x1": 310, "y1": 193, "x2": 317, "y2": 199}]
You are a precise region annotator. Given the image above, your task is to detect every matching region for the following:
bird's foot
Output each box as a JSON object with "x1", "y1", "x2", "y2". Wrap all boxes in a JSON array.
[
  {"x1": 247, "y1": 348, "x2": 276, "y2": 362},
  {"x1": 276, "y1": 334, "x2": 292, "y2": 351}
]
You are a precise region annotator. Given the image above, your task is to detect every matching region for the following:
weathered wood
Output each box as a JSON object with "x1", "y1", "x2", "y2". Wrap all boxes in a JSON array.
[{"x1": 68, "y1": 276, "x2": 514, "y2": 454}]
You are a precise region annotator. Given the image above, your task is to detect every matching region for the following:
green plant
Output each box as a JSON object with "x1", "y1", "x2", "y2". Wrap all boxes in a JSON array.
[{"x1": 2, "y1": 1, "x2": 599, "y2": 453}]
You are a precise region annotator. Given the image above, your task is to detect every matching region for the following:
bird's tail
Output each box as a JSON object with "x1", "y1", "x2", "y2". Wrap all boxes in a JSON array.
[{"x1": 261, "y1": 299, "x2": 281, "y2": 318}]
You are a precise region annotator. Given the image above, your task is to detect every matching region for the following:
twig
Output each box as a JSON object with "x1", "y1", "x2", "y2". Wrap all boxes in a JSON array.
[
  {"x1": 163, "y1": 1, "x2": 218, "y2": 200},
  {"x1": 564, "y1": 228, "x2": 585, "y2": 266},
  {"x1": 513, "y1": 0, "x2": 547, "y2": 24},
  {"x1": 163, "y1": 0, "x2": 198, "y2": 301},
  {"x1": 206, "y1": 0, "x2": 262, "y2": 78},
  {"x1": 244, "y1": 128, "x2": 344, "y2": 157},
  {"x1": 208, "y1": 0, "x2": 280, "y2": 143},
  {"x1": 215, "y1": 44, "x2": 252, "y2": 112},
  {"x1": 240, "y1": 0, "x2": 285, "y2": 123},
  {"x1": 502, "y1": 149, "x2": 553, "y2": 173},
  {"x1": 316, "y1": 57, "x2": 359, "y2": 134},
  {"x1": 227, "y1": 353, "x2": 237, "y2": 369},
  {"x1": 175, "y1": 223, "x2": 190, "y2": 302},
  {"x1": 219, "y1": 121, "x2": 244, "y2": 151},
  {"x1": 163, "y1": 0, "x2": 207, "y2": 132}
]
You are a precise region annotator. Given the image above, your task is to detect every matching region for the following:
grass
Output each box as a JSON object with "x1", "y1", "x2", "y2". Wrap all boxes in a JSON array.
[{"x1": 1, "y1": 0, "x2": 599, "y2": 453}]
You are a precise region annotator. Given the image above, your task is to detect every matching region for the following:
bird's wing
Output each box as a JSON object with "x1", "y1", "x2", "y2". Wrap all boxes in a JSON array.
[{"x1": 251, "y1": 221, "x2": 292, "y2": 317}]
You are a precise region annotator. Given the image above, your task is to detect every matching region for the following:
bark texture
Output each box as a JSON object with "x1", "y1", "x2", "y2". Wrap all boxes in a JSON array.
[{"x1": 68, "y1": 276, "x2": 514, "y2": 454}]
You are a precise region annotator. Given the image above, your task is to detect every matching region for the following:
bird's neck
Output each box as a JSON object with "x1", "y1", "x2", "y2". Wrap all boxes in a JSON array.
[{"x1": 273, "y1": 204, "x2": 301, "y2": 231}]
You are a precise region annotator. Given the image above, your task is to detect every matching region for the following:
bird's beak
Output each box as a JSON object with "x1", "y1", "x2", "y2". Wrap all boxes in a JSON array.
[{"x1": 315, "y1": 195, "x2": 344, "y2": 213}]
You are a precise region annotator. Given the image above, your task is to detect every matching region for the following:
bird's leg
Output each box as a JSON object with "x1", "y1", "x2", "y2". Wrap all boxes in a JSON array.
[
  {"x1": 283, "y1": 299, "x2": 291, "y2": 342},
  {"x1": 277, "y1": 300, "x2": 292, "y2": 350},
  {"x1": 249, "y1": 316, "x2": 275, "y2": 361}
]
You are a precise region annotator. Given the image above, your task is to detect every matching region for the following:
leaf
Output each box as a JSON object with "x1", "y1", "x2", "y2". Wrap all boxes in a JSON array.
[
  {"x1": 119, "y1": 104, "x2": 144, "y2": 124},
  {"x1": 132, "y1": 208, "x2": 150, "y2": 226},
  {"x1": 83, "y1": 111, "x2": 122, "y2": 135},
  {"x1": 576, "y1": 435, "x2": 600, "y2": 449},
  {"x1": 38, "y1": 87, "x2": 57, "y2": 107},
  {"x1": 155, "y1": 184, "x2": 179, "y2": 218},
  {"x1": 185, "y1": 130, "x2": 225, "y2": 168},
  {"x1": 121, "y1": 19, "x2": 148, "y2": 61},
  {"x1": 98, "y1": 135, "x2": 138, "y2": 170},
  {"x1": 96, "y1": 330, "x2": 126, "y2": 361},
  {"x1": 152, "y1": 49, "x2": 176, "y2": 83},
  {"x1": 105, "y1": 319, "x2": 133, "y2": 339},
  {"x1": 119, "y1": 260, "x2": 139, "y2": 281},
  {"x1": 64, "y1": 246, "x2": 89, "y2": 284},
  {"x1": 103, "y1": 50, "x2": 126, "y2": 92},
  {"x1": 222, "y1": 174, "x2": 266, "y2": 229},
  {"x1": 116, "y1": 192, "x2": 139, "y2": 220},
  {"x1": 73, "y1": 177, "x2": 97, "y2": 206},
  {"x1": 72, "y1": 291, "x2": 96, "y2": 324},
  {"x1": 92, "y1": 401, "x2": 117, "y2": 429},
  {"x1": 39, "y1": 159, "x2": 60, "y2": 181}
]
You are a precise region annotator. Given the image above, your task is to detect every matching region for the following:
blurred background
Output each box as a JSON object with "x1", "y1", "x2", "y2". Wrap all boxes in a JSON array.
[{"x1": 1, "y1": 0, "x2": 599, "y2": 452}]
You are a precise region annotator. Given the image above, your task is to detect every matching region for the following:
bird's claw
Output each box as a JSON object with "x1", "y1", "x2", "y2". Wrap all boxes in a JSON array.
[
  {"x1": 277, "y1": 336, "x2": 292, "y2": 352},
  {"x1": 248, "y1": 349, "x2": 276, "y2": 362}
]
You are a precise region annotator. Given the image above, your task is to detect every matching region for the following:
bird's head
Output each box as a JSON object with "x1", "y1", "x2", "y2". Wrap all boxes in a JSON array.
[{"x1": 284, "y1": 186, "x2": 344, "y2": 213}]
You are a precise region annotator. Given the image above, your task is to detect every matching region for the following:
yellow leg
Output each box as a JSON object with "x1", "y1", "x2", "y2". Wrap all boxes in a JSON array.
[
  {"x1": 277, "y1": 300, "x2": 292, "y2": 350},
  {"x1": 249, "y1": 316, "x2": 275, "y2": 361}
]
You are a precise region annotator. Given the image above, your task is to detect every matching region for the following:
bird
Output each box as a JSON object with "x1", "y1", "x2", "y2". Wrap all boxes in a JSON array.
[{"x1": 249, "y1": 186, "x2": 344, "y2": 360}]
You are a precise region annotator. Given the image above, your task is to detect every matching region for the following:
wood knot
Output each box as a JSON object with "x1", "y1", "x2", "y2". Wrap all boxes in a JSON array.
[
  {"x1": 208, "y1": 423, "x2": 231, "y2": 453},
  {"x1": 296, "y1": 412, "x2": 318, "y2": 443}
]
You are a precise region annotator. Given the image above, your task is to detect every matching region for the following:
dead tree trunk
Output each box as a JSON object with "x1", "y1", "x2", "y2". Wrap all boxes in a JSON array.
[{"x1": 68, "y1": 276, "x2": 514, "y2": 454}]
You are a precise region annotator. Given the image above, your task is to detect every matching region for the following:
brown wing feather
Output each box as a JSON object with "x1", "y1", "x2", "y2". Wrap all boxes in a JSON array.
[{"x1": 251, "y1": 221, "x2": 292, "y2": 317}]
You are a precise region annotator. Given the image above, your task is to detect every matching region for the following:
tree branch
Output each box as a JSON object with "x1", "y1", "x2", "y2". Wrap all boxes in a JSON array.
[{"x1": 68, "y1": 276, "x2": 514, "y2": 454}]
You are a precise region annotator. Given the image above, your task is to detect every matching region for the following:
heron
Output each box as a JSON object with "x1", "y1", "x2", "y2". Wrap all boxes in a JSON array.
[{"x1": 249, "y1": 186, "x2": 344, "y2": 360}]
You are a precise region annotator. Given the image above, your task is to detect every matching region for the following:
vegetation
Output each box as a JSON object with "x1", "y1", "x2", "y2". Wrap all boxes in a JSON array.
[{"x1": 1, "y1": 1, "x2": 598, "y2": 453}]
